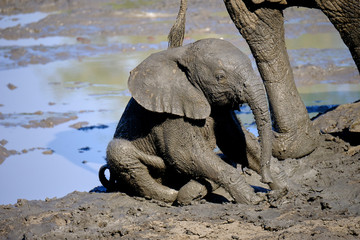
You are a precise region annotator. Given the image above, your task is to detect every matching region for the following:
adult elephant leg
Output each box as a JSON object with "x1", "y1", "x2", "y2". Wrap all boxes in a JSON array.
[
  {"x1": 224, "y1": 0, "x2": 319, "y2": 159},
  {"x1": 316, "y1": 0, "x2": 360, "y2": 72}
]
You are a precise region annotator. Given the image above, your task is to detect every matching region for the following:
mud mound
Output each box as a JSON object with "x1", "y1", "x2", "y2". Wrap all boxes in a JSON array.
[{"x1": 313, "y1": 101, "x2": 360, "y2": 146}]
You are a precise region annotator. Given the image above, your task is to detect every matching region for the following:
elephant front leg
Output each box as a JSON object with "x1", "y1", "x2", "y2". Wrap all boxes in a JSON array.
[
  {"x1": 241, "y1": 126, "x2": 288, "y2": 192},
  {"x1": 193, "y1": 155, "x2": 264, "y2": 204},
  {"x1": 214, "y1": 110, "x2": 288, "y2": 193},
  {"x1": 210, "y1": 158, "x2": 265, "y2": 204},
  {"x1": 166, "y1": 135, "x2": 264, "y2": 204},
  {"x1": 105, "y1": 138, "x2": 178, "y2": 203},
  {"x1": 224, "y1": 0, "x2": 320, "y2": 159}
]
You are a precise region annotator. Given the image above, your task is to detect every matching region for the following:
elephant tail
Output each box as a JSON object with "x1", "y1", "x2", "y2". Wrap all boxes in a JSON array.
[
  {"x1": 99, "y1": 164, "x2": 118, "y2": 192},
  {"x1": 168, "y1": 0, "x2": 188, "y2": 48}
]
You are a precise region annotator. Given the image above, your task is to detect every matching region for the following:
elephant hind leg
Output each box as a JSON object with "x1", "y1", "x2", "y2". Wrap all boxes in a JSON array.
[{"x1": 106, "y1": 138, "x2": 178, "y2": 203}]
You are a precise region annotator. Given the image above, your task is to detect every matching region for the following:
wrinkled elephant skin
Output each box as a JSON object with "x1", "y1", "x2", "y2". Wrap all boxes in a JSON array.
[
  {"x1": 168, "y1": 0, "x2": 359, "y2": 160},
  {"x1": 223, "y1": 0, "x2": 359, "y2": 159},
  {"x1": 102, "y1": 39, "x2": 285, "y2": 204}
]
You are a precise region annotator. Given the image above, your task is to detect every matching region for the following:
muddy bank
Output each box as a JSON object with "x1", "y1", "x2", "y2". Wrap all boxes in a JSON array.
[
  {"x1": 1, "y1": 136, "x2": 359, "y2": 239},
  {"x1": 1, "y1": 101, "x2": 360, "y2": 239},
  {"x1": 313, "y1": 101, "x2": 360, "y2": 146}
]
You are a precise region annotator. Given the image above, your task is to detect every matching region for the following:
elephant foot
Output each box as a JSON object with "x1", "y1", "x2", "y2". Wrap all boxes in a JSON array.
[
  {"x1": 226, "y1": 175, "x2": 266, "y2": 205},
  {"x1": 176, "y1": 180, "x2": 208, "y2": 205},
  {"x1": 266, "y1": 188, "x2": 288, "y2": 206},
  {"x1": 268, "y1": 157, "x2": 289, "y2": 191},
  {"x1": 233, "y1": 191, "x2": 265, "y2": 205},
  {"x1": 256, "y1": 157, "x2": 289, "y2": 203},
  {"x1": 272, "y1": 123, "x2": 320, "y2": 160},
  {"x1": 176, "y1": 179, "x2": 220, "y2": 205},
  {"x1": 260, "y1": 167, "x2": 273, "y2": 185}
]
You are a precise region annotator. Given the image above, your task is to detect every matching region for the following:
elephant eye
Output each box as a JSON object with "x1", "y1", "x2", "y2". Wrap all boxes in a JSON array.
[{"x1": 215, "y1": 70, "x2": 226, "y2": 82}]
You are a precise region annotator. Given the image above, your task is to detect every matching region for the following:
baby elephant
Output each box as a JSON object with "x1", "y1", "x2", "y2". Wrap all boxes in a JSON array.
[{"x1": 100, "y1": 38, "x2": 286, "y2": 204}]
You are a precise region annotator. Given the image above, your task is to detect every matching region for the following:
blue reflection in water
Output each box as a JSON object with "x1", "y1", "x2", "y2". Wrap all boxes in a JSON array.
[
  {"x1": 0, "y1": 12, "x2": 49, "y2": 29},
  {"x1": 236, "y1": 88, "x2": 360, "y2": 137}
]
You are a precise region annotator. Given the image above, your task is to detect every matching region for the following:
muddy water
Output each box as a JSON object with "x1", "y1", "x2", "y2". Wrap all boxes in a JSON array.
[
  {"x1": 0, "y1": 49, "x2": 160, "y2": 204},
  {"x1": 0, "y1": 55, "x2": 131, "y2": 204},
  {"x1": 0, "y1": 4, "x2": 359, "y2": 204},
  {"x1": 0, "y1": 12, "x2": 49, "y2": 29}
]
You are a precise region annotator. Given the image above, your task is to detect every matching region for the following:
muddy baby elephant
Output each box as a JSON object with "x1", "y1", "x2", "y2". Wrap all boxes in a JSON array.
[{"x1": 100, "y1": 38, "x2": 287, "y2": 204}]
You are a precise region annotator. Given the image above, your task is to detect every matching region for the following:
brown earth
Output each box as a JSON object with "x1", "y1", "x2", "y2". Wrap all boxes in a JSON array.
[
  {"x1": 1, "y1": 128, "x2": 360, "y2": 239},
  {"x1": 0, "y1": 0, "x2": 359, "y2": 239}
]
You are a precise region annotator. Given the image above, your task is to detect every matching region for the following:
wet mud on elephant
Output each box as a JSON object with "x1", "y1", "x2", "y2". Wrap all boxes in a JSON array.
[
  {"x1": 169, "y1": 0, "x2": 359, "y2": 160},
  {"x1": 100, "y1": 38, "x2": 287, "y2": 205}
]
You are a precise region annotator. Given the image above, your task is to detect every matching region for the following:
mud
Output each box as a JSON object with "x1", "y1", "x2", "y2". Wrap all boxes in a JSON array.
[
  {"x1": 0, "y1": 0, "x2": 359, "y2": 239},
  {"x1": 313, "y1": 101, "x2": 360, "y2": 146},
  {"x1": 1, "y1": 111, "x2": 78, "y2": 128},
  {"x1": 1, "y1": 137, "x2": 360, "y2": 239}
]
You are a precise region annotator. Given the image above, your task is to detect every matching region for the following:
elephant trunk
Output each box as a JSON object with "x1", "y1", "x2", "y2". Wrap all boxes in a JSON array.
[{"x1": 242, "y1": 76, "x2": 273, "y2": 185}]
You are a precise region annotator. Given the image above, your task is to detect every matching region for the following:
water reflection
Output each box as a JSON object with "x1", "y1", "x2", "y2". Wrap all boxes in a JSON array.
[
  {"x1": 0, "y1": 12, "x2": 49, "y2": 29},
  {"x1": 0, "y1": 36, "x2": 77, "y2": 47},
  {"x1": 0, "y1": 35, "x2": 167, "y2": 47},
  {"x1": 299, "y1": 84, "x2": 360, "y2": 118},
  {"x1": 0, "y1": 150, "x2": 100, "y2": 204},
  {"x1": 286, "y1": 32, "x2": 346, "y2": 50},
  {"x1": 239, "y1": 83, "x2": 360, "y2": 134},
  {"x1": 0, "y1": 50, "x2": 156, "y2": 204}
]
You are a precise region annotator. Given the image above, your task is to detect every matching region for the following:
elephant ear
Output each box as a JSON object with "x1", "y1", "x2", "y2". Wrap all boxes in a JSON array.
[{"x1": 128, "y1": 50, "x2": 211, "y2": 120}]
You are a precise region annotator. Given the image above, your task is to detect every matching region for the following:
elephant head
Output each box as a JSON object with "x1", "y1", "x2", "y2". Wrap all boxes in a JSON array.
[{"x1": 128, "y1": 38, "x2": 274, "y2": 185}]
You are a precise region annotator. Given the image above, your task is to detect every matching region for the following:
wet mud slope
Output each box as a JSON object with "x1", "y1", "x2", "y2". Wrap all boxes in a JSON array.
[
  {"x1": 1, "y1": 136, "x2": 360, "y2": 239},
  {"x1": 1, "y1": 0, "x2": 360, "y2": 239}
]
